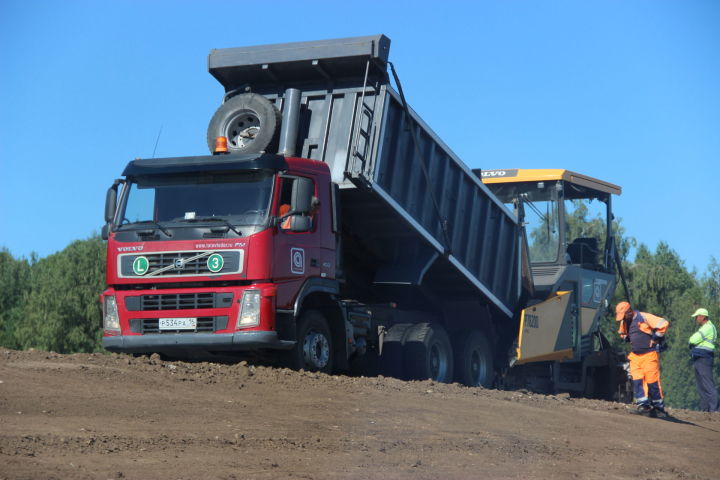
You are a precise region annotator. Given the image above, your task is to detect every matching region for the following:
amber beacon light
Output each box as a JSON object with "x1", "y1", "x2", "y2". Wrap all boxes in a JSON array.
[{"x1": 214, "y1": 136, "x2": 229, "y2": 154}]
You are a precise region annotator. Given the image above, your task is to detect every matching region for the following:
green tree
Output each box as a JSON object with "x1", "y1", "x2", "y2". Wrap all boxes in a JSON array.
[
  {"x1": 0, "y1": 249, "x2": 33, "y2": 348},
  {"x1": 13, "y1": 236, "x2": 106, "y2": 353},
  {"x1": 700, "y1": 257, "x2": 720, "y2": 307}
]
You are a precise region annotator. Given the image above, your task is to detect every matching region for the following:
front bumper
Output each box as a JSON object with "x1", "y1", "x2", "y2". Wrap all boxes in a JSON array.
[{"x1": 103, "y1": 330, "x2": 295, "y2": 353}]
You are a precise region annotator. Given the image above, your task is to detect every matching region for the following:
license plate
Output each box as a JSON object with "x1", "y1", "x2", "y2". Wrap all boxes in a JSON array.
[{"x1": 159, "y1": 317, "x2": 197, "y2": 330}]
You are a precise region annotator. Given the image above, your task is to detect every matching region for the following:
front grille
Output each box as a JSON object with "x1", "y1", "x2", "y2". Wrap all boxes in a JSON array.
[
  {"x1": 118, "y1": 250, "x2": 243, "y2": 278},
  {"x1": 145, "y1": 293, "x2": 214, "y2": 310},
  {"x1": 130, "y1": 316, "x2": 229, "y2": 334},
  {"x1": 125, "y1": 293, "x2": 229, "y2": 311}
]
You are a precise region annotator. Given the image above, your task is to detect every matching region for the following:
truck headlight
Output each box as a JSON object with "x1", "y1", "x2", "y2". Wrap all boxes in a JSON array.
[
  {"x1": 237, "y1": 290, "x2": 261, "y2": 328},
  {"x1": 103, "y1": 296, "x2": 120, "y2": 331}
]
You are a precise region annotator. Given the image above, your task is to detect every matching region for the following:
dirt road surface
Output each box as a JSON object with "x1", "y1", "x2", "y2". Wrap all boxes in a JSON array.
[{"x1": 1, "y1": 348, "x2": 718, "y2": 480}]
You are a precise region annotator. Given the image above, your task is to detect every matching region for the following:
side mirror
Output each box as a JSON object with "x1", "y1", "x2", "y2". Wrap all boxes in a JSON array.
[
  {"x1": 290, "y1": 215, "x2": 312, "y2": 232},
  {"x1": 291, "y1": 177, "x2": 314, "y2": 214},
  {"x1": 103, "y1": 180, "x2": 123, "y2": 239},
  {"x1": 105, "y1": 181, "x2": 121, "y2": 223}
]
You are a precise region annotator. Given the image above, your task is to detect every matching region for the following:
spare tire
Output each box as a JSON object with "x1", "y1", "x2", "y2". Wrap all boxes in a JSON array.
[{"x1": 206, "y1": 93, "x2": 281, "y2": 154}]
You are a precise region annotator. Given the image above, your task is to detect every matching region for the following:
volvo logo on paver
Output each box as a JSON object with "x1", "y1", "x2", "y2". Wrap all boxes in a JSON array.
[
  {"x1": 207, "y1": 253, "x2": 224, "y2": 273},
  {"x1": 174, "y1": 258, "x2": 185, "y2": 270},
  {"x1": 481, "y1": 169, "x2": 518, "y2": 178},
  {"x1": 133, "y1": 256, "x2": 149, "y2": 276},
  {"x1": 291, "y1": 248, "x2": 305, "y2": 274}
]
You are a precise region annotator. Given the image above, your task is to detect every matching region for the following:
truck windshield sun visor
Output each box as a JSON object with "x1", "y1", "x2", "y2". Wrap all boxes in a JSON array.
[
  {"x1": 118, "y1": 169, "x2": 275, "y2": 229},
  {"x1": 122, "y1": 153, "x2": 287, "y2": 177}
]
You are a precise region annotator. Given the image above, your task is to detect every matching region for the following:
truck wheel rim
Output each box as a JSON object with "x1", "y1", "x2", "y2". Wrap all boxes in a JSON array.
[
  {"x1": 303, "y1": 330, "x2": 329, "y2": 369},
  {"x1": 429, "y1": 343, "x2": 448, "y2": 380},
  {"x1": 225, "y1": 111, "x2": 261, "y2": 149}
]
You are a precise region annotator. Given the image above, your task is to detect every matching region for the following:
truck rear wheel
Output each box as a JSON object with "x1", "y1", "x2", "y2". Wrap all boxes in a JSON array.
[
  {"x1": 206, "y1": 93, "x2": 281, "y2": 154},
  {"x1": 454, "y1": 330, "x2": 494, "y2": 388},
  {"x1": 289, "y1": 310, "x2": 333, "y2": 374},
  {"x1": 379, "y1": 323, "x2": 413, "y2": 379},
  {"x1": 404, "y1": 323, "x2": 454, "y2": 383}
]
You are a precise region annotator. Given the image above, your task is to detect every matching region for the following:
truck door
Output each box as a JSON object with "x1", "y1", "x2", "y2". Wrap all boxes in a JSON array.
[{"x1": 273, "y1": 175, "x2": 327, "y2": 309}]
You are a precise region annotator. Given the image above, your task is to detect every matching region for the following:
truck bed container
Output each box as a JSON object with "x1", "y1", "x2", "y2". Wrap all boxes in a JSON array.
[{"x1": 208, "y1": 35, "x2": 520, "y2": 317}]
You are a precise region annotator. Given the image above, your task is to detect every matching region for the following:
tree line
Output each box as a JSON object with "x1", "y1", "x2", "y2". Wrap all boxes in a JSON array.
[{"x1": 0, "y1": 234, "x2": 717, "y2": 410}]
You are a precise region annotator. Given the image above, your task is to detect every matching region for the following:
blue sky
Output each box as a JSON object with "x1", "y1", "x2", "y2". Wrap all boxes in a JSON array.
[{"x1": 1, "y1": 0, "x2": 718, "y2": 274}]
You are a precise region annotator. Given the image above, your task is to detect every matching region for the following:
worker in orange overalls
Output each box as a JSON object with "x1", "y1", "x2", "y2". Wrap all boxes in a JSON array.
[
  {"x1": 616, "y1": 301, "x2": 669, "y2": 413},
  {"x1": 279, "y1": 204, "x2": 292, "y2": 229}
]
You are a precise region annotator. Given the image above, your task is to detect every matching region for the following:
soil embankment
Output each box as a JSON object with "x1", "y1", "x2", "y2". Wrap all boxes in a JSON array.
[{"x1": 1, "y1": 348, "x2": 718, "y2": 479}]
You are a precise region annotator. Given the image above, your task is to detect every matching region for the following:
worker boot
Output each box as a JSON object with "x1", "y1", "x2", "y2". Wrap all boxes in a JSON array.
[
  {"x1": 635, "y1": 402, "x2": 652, "y2": 415},
  {"x1": 651, "y1": 399, "x2": 667, "y2": 416}
]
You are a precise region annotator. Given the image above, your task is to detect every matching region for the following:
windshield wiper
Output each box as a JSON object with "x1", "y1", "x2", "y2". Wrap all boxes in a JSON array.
[
  {"x1": 184, "y1": 216, "x2": 242, "y2": 236},
  {"x1": 132, "y1": 221, "x2": 173, "y2": 237}
]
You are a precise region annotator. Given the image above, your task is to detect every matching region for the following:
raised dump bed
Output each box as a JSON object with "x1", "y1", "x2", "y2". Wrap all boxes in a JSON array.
[{"x1": 207, "y1": 34, "x2": 521, "y2": 318}]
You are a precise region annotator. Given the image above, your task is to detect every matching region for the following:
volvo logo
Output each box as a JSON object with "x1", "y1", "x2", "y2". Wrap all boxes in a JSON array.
[
  {"x1": 481, "y1": 169, "x2": 518, "y2": 178},
  {"x1": 174, "y1": 257, "x2": 185, "y2": 270}
]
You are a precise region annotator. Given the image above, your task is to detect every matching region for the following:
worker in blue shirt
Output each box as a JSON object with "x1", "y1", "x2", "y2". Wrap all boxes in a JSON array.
[{"x1": 688, "y1": 308, "x2": 718, "y2": 412}]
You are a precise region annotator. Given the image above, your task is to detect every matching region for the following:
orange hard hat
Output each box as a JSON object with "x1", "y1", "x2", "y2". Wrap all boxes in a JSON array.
[{"x1": 615, "y1": 301, "x2": 631, "y2": 321}]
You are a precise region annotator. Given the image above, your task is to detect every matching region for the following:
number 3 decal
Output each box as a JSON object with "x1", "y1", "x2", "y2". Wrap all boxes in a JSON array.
[{"x1": 207, "y1": 253, "x2": 224, "y2": 273}]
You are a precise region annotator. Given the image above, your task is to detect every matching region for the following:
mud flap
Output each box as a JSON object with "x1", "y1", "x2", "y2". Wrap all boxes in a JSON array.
[{"x1": 515, "y1": 291, "x2": 574, "y2": 365}]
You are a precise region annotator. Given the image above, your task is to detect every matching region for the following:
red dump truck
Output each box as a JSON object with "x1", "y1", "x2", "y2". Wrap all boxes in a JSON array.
[{"x1": 101, "y1": 35, "x2": 628, "y2": 398}]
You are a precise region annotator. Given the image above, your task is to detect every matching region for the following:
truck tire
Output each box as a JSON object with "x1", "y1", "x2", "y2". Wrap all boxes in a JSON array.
[
  {"x1": 289, "y1": 310, "x2": 333, "y2": 374},
  {"x1": 206, "y1": 93, "x2": 281, "y2": 154},
  {"x1": 454, "y1": 330, "x2": 494, "y2": 388},
  {"x1": 404, "y1": 323, "x2": 454, "y2": 383},
  {"x1": 378, "y1": 323, "x2": 413, "y2": 379}
]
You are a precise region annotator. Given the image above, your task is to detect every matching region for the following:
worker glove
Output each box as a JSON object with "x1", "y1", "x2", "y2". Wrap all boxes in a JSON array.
[{"x1": 655, "y1": 342, "x2": 668, "y2": 353}]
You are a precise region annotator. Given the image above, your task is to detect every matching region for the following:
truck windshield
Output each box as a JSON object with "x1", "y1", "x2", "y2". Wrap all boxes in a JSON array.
[{"x1": 120, "y1": 171, "x2": 274, "y2": 227}]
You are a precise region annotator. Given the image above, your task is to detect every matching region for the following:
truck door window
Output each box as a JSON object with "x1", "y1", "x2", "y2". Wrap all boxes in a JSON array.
[
  {"x1": 278, "y1": 178, "x2": 293, "y2": 230},
  {"x1": 278, "y1": 176, "x2": 316, "y2": 231}
]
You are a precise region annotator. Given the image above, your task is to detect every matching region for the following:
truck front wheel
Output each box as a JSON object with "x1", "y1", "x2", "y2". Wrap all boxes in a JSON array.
[{"x1": 290, "y1": 310, "x2": 333, "y2": 374}]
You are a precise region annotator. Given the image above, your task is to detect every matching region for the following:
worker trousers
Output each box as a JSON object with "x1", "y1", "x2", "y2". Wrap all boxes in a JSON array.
[
  {"x1": 692, "y1": 356, "x2": 719, "y2": 412},
  {"x1": 628, "y1": 351, "x2": 663, "y2": 407}
]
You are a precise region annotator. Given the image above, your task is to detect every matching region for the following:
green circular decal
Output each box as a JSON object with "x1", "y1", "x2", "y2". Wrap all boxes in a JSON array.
[
  {"x1": 207, "y1": 253, "x2": 224, "y2": 273},
  {"x1": 132, "y1": 256, "x2": 149, "y2": 276}
]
